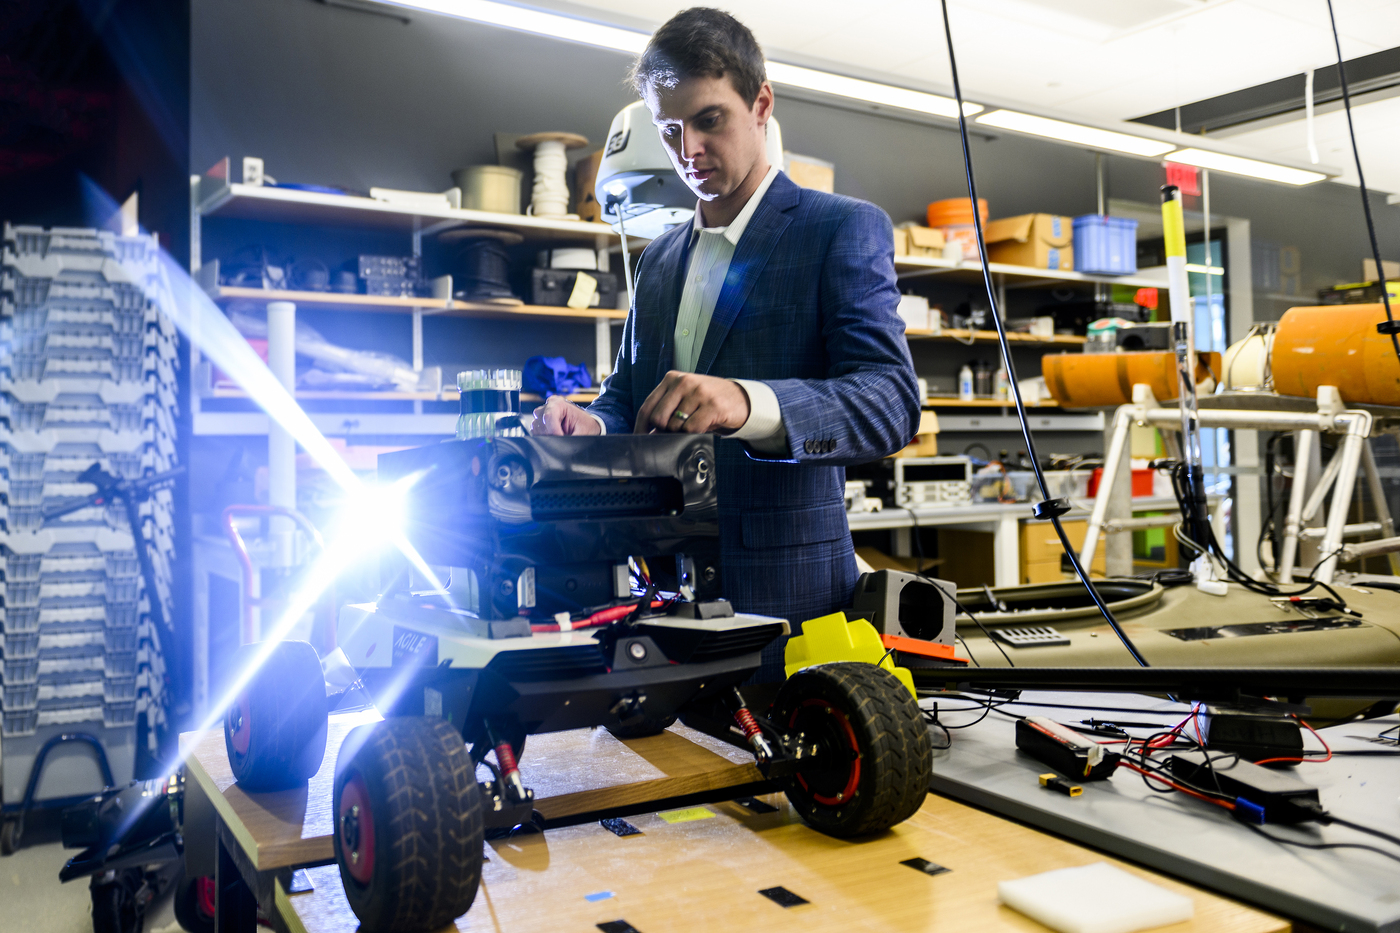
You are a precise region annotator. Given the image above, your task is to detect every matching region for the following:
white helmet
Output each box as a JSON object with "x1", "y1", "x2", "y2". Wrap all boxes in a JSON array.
[{"x1": 595, "y1": 100, "x2": 784, "y2": 239}]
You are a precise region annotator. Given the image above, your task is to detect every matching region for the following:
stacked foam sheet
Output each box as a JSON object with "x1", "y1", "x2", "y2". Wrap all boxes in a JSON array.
[{"x1": 0, "y1": 224, "x2": 178, "y2": 799}]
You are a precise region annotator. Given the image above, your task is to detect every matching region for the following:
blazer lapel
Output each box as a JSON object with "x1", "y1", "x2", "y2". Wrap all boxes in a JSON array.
[
  {"x1": 647, "y1": 227, "x2": 691, "y2": 388},
  {"x1": 693, "y1": 175, "x2": 799, "y2": 376}
]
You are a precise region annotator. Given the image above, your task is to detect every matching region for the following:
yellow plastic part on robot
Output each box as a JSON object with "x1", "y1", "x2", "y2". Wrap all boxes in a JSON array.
[{"x1": 784, "y1": 611, "x2": 917, "y2": 700}]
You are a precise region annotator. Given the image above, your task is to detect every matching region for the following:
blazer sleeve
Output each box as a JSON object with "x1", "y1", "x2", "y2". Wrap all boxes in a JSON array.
[
  {"x1": 585, "y1": 251, "x2": 648, "y2": 435},
  {"x1": 761, "y1": 203, "x2": 921, "y2": 466}
]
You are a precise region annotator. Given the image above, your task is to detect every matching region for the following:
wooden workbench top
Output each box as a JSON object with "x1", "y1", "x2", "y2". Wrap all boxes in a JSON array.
[
  {"x1": 182, "y1": 709, "x2": 763, "y2": 872},
  {"x1": 278, "y1": 791, "x2": 1288, "y2": 933}
]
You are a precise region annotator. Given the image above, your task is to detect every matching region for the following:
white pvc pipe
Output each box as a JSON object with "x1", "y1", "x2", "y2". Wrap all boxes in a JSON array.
[{"x1": 267, "y1": 301, "x2": 297, "y2": 574}]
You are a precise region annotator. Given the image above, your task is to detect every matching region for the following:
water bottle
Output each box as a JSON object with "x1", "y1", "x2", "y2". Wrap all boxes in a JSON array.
[{"x1": 958, "y1": 364, "x2": 975, "y2": 401}]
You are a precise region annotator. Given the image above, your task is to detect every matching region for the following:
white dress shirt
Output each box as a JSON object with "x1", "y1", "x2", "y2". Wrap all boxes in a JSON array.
[{"x1": 591, "y1": 164, "x2": 788, "y2": 455}]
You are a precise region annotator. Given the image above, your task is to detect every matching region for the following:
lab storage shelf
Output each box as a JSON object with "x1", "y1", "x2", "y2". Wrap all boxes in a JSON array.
[
  {"x1": 893, "y1": 253, "x2": 1166, "y2": 289},
  {"x1": 196, "y1": 179, "x2": 621, "y2": 245},
  {"x1": 204, "y1": 286, "x2": 626, "y2": 322}
]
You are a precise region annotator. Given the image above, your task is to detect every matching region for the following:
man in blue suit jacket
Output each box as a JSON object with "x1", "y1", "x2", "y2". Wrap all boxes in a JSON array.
[{"x1": 533, "y1": 8, "x2": 920, "y2": 678}]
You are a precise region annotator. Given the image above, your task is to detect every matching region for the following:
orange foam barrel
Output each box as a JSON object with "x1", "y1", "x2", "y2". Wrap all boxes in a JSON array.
[
  {"x1": 1272, "y1": 303, "x2": 1400, "y2": 405},
  {"x1": 1042, "y1": 351, "x2": 1221, "y2": 408}
]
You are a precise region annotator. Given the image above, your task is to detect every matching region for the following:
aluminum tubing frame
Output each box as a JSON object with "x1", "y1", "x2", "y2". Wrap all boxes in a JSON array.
[{"x1": 1080, "y1": 386, "x2": 1373, "y2": 584}]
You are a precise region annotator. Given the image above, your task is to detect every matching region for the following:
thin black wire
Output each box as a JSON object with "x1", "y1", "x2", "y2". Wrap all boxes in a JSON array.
[
  {"x1": 954, "y1": 633, "x2": 982, "y2": 667},
  {"x1": 937, "y1": 0, "x2": 1147, "y2": 668},
  {"x1": 1326, "y1": 816, "x2": 1400, "y2": 849},
  {"x1": 1324, "y1": 0, "x2": 1400, "y2": 369},
  {"x1": 902, "y1": 505, "x2": 1015, "y2": 667},
  {"x1": 1245, "y1": 824, "x2": 1400, "y2": 866}
]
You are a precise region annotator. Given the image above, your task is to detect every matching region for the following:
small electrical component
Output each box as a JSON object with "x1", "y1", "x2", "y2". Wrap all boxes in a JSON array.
[
  {"x1": 1016, "y1": 716, "x2": 1121, "y2": 780},
  {"x1": 1038, "y1": 773, "x2": 1083, "y2": 797}
]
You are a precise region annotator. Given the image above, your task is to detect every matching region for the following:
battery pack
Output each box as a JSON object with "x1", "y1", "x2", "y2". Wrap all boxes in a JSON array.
[{"x1": 1016, "y1": 716, "x2": 1120, "y2": 781}]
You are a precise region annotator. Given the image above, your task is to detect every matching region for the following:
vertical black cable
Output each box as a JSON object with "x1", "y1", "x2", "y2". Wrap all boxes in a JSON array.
[
  {"x1": 938, "y1": 0, "x2": 1148, "y2": 666},
  {"x1": 1325, "y1": 0, "x2": 1400, "y2": 366}
]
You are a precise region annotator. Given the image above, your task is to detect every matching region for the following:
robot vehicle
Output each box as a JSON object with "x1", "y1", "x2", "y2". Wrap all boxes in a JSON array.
[{"x1": 223, "y1": 434, "x2": 945, "y2": 933}]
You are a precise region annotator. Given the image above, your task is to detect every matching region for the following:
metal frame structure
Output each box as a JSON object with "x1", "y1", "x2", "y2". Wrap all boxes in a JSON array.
[{"x1": 1081, "y1": 385, "x2": 1399, "y2": 584}]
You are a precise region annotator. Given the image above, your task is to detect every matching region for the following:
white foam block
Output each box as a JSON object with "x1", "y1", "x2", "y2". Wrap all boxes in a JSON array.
[{"x1": 997, "y1": 862, "x2": 1194, "y2": 933}]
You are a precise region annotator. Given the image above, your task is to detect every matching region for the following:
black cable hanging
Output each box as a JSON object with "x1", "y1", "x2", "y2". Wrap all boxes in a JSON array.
[
  {"x1": 1324, "y1": 0, "x2": 1400, "y2": 367},
  {"x1": 938, "y1": 0, "x2": 1148, "y2": 667}
]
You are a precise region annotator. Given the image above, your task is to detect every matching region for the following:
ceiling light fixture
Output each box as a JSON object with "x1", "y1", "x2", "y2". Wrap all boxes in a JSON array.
[
  {"x1": 1185, "y1": 263, "x2": 1224, "y2": 274},
  {"x1": 386, "y1": 0, "x2": 648, "y2": 52},
  {"x1": 976, "y1": 110, "x2": 1174, "y2": 157},
  {"x1": 1165, "y1": 148, "x2": 1327, "y2": 186},
  {"x1": 765, "y1": 62, "x2": 979, "y2": 118},
  {"x1": 386, "y1": 1, "x2": 979, "y2": 118}
]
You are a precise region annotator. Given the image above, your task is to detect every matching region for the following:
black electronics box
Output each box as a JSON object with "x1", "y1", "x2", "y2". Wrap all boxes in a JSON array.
[
  {"x1": 1199, "y1": 706, "x2": 1304, "y2": 761},
  {"x1": 531, "y1": 268, "x2": 618, "y2": 309},
  {"x1": 359, "y1": 255, "x2": 421, "y2": 280}
]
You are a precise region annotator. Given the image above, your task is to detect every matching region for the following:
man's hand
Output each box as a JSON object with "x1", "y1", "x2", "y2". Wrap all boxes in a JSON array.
[
  {"x1": 530, "y1": 396, "x2": 602, "y2": 436},
  {"x1": 635, "y1": 371, "x2": 751, "y2": 435}
]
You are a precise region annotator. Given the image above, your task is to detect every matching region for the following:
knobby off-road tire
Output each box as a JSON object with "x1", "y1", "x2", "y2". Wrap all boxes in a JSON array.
[
  {"x1": 224, "y1": 640, "x2": 328, "y2": 790},
  {"x1": 333, "y1": 717, "x2": 484, "y2": 933},
  {"x1": 774, "y1": 661, "x2": 931, "y2": 838}
]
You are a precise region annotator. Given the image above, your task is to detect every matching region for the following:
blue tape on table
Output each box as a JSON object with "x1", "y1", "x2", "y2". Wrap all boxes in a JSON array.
[{"x1": 585, "y1": 891, "x2": 615, "y2": 902}]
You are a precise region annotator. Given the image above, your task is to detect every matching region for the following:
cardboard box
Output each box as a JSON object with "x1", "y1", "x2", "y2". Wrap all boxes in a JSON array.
[
  {"x1": 1363, "y1": 258, "x2": 1400, "y2": 282},
  {"x1": 896, "y1": 410, "x2": 939, "y2": 457},
  {"x1": 785, "y1": 151, "x2": 835, "y2": 193},
  {"x1": 984, "y1": 213, "x2": 1073, "y2": 270},
  {"x1": 574, "y1": 149, "x2": 604, "y2": 222},
  {"x1": 894, "y1": 225, "x2": 946, "y2": 258}
]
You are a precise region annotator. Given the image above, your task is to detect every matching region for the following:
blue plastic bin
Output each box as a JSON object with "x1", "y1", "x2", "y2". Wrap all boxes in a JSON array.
[{"x1": 1073, "y1": 215, "x2": 1139, "y2": 275}]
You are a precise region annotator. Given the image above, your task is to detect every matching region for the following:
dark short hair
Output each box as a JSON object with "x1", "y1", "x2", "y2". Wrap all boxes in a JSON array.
[{"x1": 629, "y1": 8, "x2": 767, "y2": 105}]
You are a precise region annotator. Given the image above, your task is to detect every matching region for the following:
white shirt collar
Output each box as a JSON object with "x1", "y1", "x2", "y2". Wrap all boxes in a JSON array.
[{"x1": 691, "y1": 164, "x2": 782, "y2": 246}]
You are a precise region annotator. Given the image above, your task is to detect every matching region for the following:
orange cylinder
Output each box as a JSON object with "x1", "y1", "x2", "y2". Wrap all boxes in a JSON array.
[
  {"x1": 927, "y1": 198, "x2": 988, "y2": 228},
  {"x1": 1271, "y1": 303, "x2": 1400, "y2": 405},
  {"x1": 1042, "y1": 351, "x2": 1221, "y2": 408}
]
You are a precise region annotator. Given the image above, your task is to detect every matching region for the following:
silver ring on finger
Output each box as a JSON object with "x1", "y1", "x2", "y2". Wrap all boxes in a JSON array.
[{"x1": 673, "y1": 409, "x2": 691, "y2": 423}]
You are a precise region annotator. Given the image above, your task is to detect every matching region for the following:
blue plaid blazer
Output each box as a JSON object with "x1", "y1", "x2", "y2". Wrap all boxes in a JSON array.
[{"x1": 589, "y1": 172, "x2": 919, "y2": 657}]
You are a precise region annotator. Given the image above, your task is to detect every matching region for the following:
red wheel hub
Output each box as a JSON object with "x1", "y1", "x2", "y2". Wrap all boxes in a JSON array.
[
  {"x1": 195, "y1": 876, "x2": 216, "y2": 919},
  {"x1": 789, "y1": 698, "x2": 862, "y2": 807},
  {"x1": 338, "y1": 772, "x2": 376, "y2": 884},
  {"x1": 228, "y1": 694, "x2": 252, "y2": 756}
]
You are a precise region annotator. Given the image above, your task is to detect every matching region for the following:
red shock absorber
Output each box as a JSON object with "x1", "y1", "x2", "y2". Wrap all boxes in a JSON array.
[
  {"x1": 734, "y1": 707, "x2": 761, "y2": 741},
  {"x1": 733, "y1": 706, "x2": 774, "y2": 760},
  {"x1": 494, "y1": 741, "x2": 519, "y2": 776},
  {"x1": 494, "y1": 741, "x2": 528, "y2": 803}
]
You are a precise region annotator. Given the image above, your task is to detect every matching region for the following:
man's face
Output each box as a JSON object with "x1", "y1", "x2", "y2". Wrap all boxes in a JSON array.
[{"x1": 646, "y1": 74, "x2": 773, "y2": 203}]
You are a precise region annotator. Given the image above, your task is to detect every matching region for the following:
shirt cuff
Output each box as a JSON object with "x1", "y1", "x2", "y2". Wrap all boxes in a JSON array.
[{"x1": 729, "y1": 379, "x2": 789, "y2": 455}]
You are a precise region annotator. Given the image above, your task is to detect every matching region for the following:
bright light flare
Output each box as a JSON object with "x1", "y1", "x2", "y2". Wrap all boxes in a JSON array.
[{"x1": 81, "y1": 180, "x2": 452, "y2": 777}]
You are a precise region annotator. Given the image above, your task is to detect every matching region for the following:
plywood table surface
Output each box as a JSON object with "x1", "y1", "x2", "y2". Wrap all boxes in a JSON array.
[
  {"x1": 182, "y1": 711, "x2": 763, "y2": 871},
  {"x1": 280, "y1": 791, "x2": 1289, "y2": 933}
]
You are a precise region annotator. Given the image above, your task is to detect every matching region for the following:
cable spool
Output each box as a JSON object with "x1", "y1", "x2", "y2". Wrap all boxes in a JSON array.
[
  {"x1": 440, "y1": 228, "x2": 524, "y2": 305},
  {"x1": 517, "y1": 132, "x2": 589, "y2": 219},
  {"x1": 456, "y1": 369, "x2": 523, "y2": 440}
]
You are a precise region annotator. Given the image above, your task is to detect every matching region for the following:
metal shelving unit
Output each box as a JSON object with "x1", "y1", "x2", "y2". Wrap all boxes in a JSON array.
[{"x1": 189, "y1": 162, "x2": 625, "y2": 438}]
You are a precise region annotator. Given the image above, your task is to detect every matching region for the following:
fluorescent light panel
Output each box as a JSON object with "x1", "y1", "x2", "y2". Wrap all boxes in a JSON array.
[
  {"x1": 1185, "y1": 264, "x2": 1224, "y2": 274},
  {"x1": 1166, "y1": 148, "x2": 1326, "y2": 186},
  {"x1": 388, "y1": 0, "x2": 647, "y2": 51},
  {"x1": 976, "y1": 110, "x2": 1173, "y2": 157},
  {"x1": 388, "y1": 1, "x2": 977, "y2": 118},
  {"x1": 765, "y1": 62, "x2": 979, "y2": 118}
]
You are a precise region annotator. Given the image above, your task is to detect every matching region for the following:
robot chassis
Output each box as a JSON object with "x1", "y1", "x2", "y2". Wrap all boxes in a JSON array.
[{"x1": 222, "y1": 435, "x2": 950, "y2": 933}]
